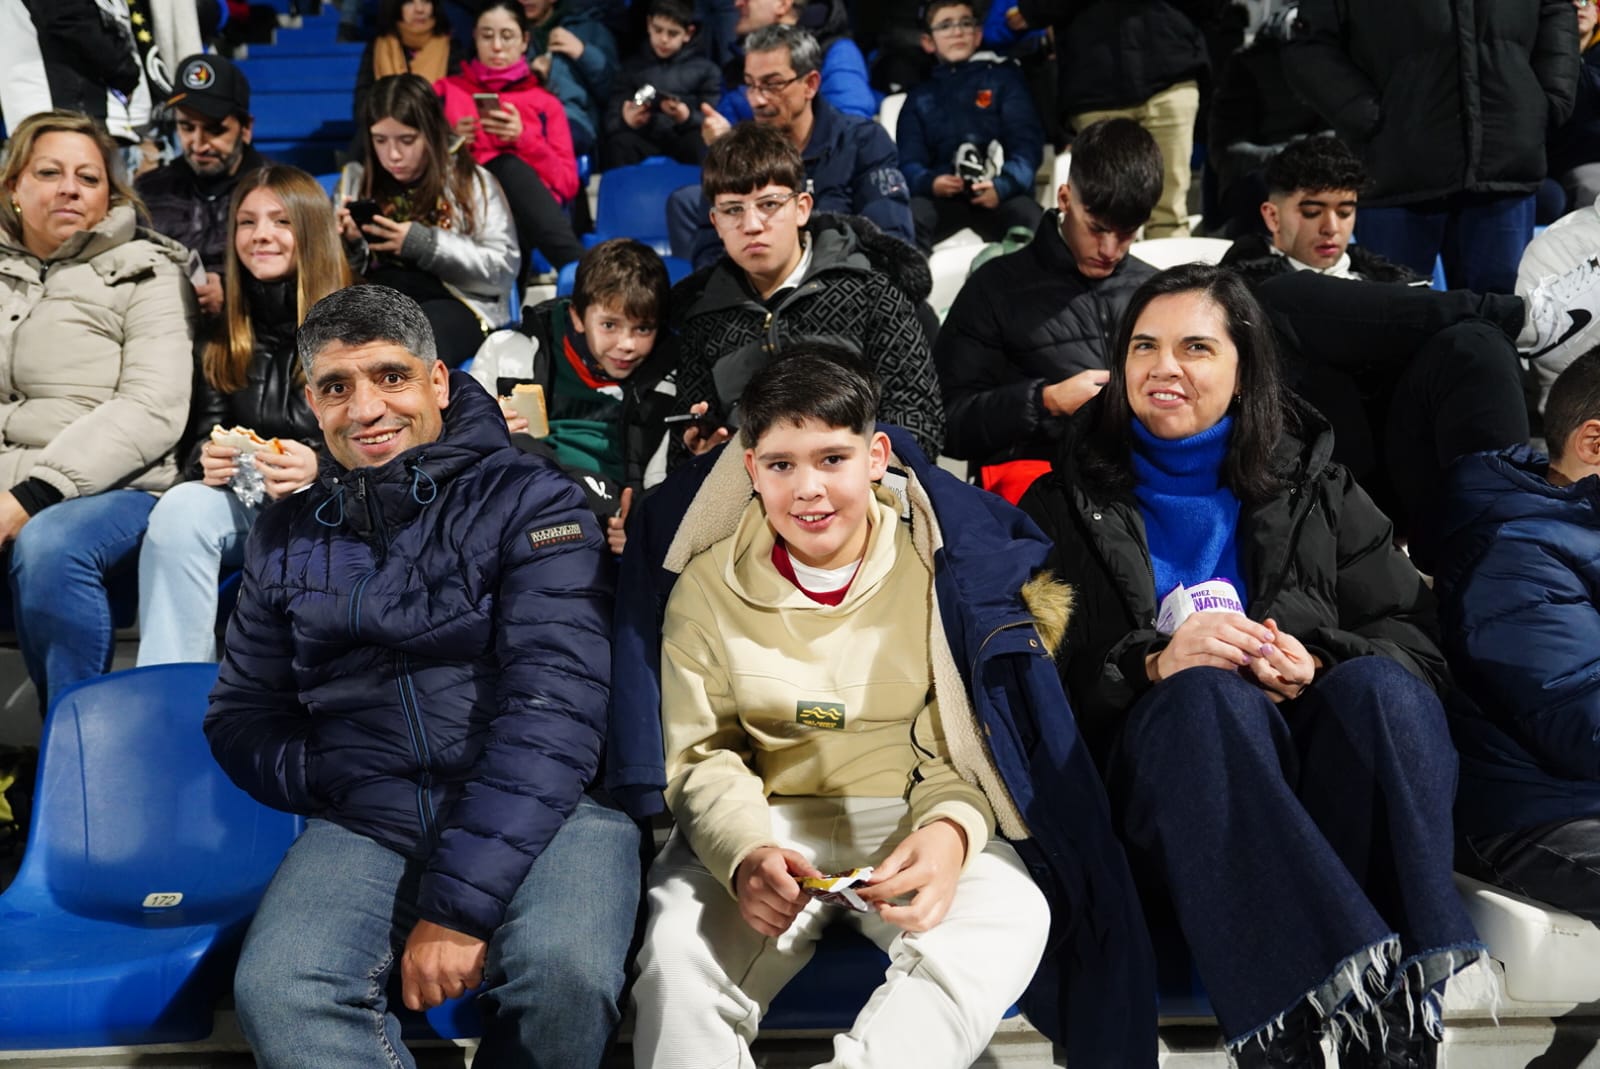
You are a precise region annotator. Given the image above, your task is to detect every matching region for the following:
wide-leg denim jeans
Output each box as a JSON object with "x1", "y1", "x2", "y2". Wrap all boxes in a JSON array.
[{"x1": 1110, "y1": 658, "x2": 1479, "y2": 1049}]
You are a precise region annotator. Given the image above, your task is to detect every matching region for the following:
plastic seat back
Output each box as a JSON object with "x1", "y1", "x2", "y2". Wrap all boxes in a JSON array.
[
  {"x1": 593, "y1": 158, "x2": 703, "y2": 253},
  {"x1": 18, "y1": 663, "x2": 300, "y2": 923}
]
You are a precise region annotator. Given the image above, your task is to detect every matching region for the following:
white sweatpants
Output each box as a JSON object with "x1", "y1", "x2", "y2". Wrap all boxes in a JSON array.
[{"x1": 630, "y1": 796, "x2": 1052, "y2": 1069}]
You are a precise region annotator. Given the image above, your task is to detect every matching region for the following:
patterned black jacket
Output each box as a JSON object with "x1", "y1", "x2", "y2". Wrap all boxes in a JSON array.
[{"x1": 667, "y1": 213, "x2": 941, "y2": 466}]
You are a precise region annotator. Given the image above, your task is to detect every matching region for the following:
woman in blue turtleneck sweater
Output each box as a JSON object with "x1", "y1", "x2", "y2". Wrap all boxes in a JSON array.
[
  {"x1": 1020, "y1": 264, "x2": 1480, "y2": 1069},
  {"x1": 136, "y1": 165, "x2": 353, "y2": 665}
]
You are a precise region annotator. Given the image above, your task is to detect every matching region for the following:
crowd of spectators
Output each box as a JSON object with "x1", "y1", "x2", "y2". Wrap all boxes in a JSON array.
[{"x1": 8, "y1": 1, "x2": 1600, "y2": 1067}]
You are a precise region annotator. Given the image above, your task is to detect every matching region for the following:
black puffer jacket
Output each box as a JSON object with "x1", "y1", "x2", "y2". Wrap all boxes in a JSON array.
[
  {"x1": 136, "y1": 147, "x2": 271, "y2": 278},
  {"x1": 1218, "y1": 233, "x2": 1423, "y2": 287},
  {"x1": 1285, "y1": 0, "x2": 1579, "y2": 207},
  {"x1": 1018, "y1": 396, "x2": 1447, "y2": 762},
  {"x1": 25, "y1": 0, "x2": 140, "y2": 121},
  {"x1": 934, "y1": 210, "x2": 1155, "y2": 466},
  {"x1": 1014, "y1": 0, "x2": 1215, "y2": 115},
  {"x1": 669, "y1": 212, "x2": 941, "y2": 463},
  {"x1": 604, "y1": 43, "x2": 722, "y2": 142},
  {"x1": 184, "y1": 278, "x2": 322, "y2": 477}
]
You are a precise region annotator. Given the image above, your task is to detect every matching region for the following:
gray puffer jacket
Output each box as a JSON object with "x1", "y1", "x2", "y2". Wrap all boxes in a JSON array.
[{"x1": 0, "y1": 204, "x2": 196, "y2": 499}]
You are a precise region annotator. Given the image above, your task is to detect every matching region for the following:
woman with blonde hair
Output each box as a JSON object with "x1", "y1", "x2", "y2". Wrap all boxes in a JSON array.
[
  {"x1": 137, "y1": 164, "x2": 352, "y2": 665},
  {"x1": 338, "y1": 72, "x2": 518, "y2": 365},
  {"x1": 0, "y1": 109, "x2": 195, "y2": 711}
]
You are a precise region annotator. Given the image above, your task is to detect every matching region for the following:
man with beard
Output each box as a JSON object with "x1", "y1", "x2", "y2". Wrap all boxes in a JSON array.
[{"x1": 136, "y1": 53, "x2": 269, "y2": 317}]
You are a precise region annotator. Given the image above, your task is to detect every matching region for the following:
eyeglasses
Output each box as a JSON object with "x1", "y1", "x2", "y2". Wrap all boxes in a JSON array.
[
  {"x1": 710, "y1": 190, "x2": 802, "y2": 226},
  {"x1": 741, "y1": 72, "x2": 806, "y2": 98},
  {"x1": 929, "y1": 17, "x2": 980, "y2": 34}
]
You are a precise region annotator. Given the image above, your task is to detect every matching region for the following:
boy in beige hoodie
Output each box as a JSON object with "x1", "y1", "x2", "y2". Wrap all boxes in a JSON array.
[{"x1": 629, "y1": 346, "x2": 1051, "y2": 1069}]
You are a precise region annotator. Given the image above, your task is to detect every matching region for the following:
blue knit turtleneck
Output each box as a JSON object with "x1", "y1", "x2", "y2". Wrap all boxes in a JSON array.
[{"x1": 1131, "y1": 415, "x2": 1247, "y2": 605}]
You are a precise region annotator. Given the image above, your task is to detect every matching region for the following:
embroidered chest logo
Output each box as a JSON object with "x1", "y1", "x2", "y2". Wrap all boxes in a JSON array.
[
  {"x1": 527, "y1": 522, "x2": 584, "y2": 551},
  {"x1": 975, "y1": 88, "x2": 993, "y2": 109},
  {"x1": 797, "y1": 701, "x2": 846, "y2": 730}
]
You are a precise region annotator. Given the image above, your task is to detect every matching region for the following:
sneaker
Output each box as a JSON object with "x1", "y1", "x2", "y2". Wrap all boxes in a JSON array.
[
  {"x1": 1521, "y1": 253, "x2": 1600, "y2": 360},
  {"x1": 1232, "y1": 1002, "x2": 1327, "y2": 1069},
  {"x1": 1336, "y1": 992, "x2": 1439, "y2": 1069}
]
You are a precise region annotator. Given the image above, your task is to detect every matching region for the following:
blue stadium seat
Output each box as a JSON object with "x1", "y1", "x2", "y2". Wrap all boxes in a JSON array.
[
  {"x1": 582, "y1": 157, "x2": 702, "y2": 255},
  {"x1": 236, "y1": 54, "x2": 362, "y2": 92},
  {"x1": 555, "y1": 254, "x2": 693, "y2": 298},
  {"x1": 0, "y1": 664, "x2": 302, "y2": 1050}
]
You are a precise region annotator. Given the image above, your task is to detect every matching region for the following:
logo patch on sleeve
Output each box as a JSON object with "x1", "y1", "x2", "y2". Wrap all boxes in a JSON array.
[
  {"x1": 796, "y1": 701, "x2": 846, "y2": 730},
  {"x1": 527, "y1": 522, "x2": 585, "y2": 551}
]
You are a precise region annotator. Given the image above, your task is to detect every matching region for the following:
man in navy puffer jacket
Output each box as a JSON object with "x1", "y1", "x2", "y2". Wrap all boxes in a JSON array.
[
  {"x1": 205, "y1": 285, "x2": 637, "y2": 1069},
  {"x1": 1436, "y1": 347, "x2": 1600, "y2": 925}
]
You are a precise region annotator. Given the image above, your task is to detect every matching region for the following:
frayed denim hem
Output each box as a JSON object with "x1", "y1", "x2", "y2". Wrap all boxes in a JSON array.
[
  {"x1": 1223, "y1": 934, "x2": 1401, "y2": 1058},
  {"x1": 1399, "y1": 942, "x2": 1490, "y2": 1043}
]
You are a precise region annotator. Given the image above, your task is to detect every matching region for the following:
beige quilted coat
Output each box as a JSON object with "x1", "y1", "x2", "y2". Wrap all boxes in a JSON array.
[{"x1": 0, "y1": 204, "x2": 196, "y2": 500}]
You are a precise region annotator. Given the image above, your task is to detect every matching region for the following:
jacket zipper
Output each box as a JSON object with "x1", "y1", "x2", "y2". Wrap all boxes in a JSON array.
[
  {"x1": 1250, "y1": 479, "x2": 1318, "y2": 618},
  {"x1": 345, "y1": 475, "x2": 382, "y2": 635},
  {"x1": 396, "y1": 651, "x2": 438, "y2": 843}
]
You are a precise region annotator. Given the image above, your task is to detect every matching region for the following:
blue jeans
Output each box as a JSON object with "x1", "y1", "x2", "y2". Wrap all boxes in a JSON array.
[
  {"x1": 1110, "y1": 659, "x2": 1479, "y2": 1048},
  {"x1": 234, "y1": 796, "x2": 642, "y2": 1068},
  {"x1": 136, "y1": 481, "x2": 258, "y2": 665},
  {"x1": 10, "y1": 489, "x2": 157, "y2": 711},
  {"x1": 1355, "y1": 191, "x2": 1535, "y2": 294}
]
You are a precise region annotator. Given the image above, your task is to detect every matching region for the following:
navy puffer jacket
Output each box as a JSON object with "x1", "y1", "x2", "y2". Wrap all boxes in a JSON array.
[
  {"x1": 206, "y1": 373, "x2": 614, "y2": 941},
  {"x1": 1435, "y1": 445, "x2": 1600, "y2": 839}
]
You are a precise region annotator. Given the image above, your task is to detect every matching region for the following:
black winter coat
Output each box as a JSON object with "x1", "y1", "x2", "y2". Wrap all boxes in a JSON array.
[
  {"x1": 183, "y1": 279, "x2": 322, "y2": 477},
  {"x1": 934, "y1": 210, "x2": 1155, "y2": 467},
  {"x1": 205, "y1": 375, "x2": 616, "y2": 942},
  {"x1": 1014, "y1": 0, "x2": 1215, "y2": 114},
  {"x1": 669, "y1": 212, "x2": 941, "y2": 462},
  {"x1": 604, "y1": 44, "x2": 722, "y2": 141},
  {"x1": 25, "y1": 0, "x2": 140, "y2": 121},
  {"x1": 1218, "y1": 233, "x2": 1423, "y2": 287},
  {"x1": 136, "y1": 147, "x2": 272, "y2": 278},
  {"x1": 1019, "y1": 397, "x2": 1448, "y2": 762},
  {"x1": 1285, "y1": 0, "x2": 1579, "y2": 206}
]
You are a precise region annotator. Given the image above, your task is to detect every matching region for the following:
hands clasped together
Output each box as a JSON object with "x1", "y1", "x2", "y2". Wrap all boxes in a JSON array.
[{"x1": 1148, "y1": 612, "x2": 1319, "y2": 703}]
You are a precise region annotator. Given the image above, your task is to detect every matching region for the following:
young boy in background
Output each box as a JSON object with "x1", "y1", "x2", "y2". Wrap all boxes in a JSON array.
[
  {"x1": 604, "y1": 0, "x2": 722, "y2": 169},
  {"x1": 896, "y1": 0, "x2": 1045, "y2": 251},
  {"x1": 471, "y1": 238, "x2": 677, "y2": 553}
]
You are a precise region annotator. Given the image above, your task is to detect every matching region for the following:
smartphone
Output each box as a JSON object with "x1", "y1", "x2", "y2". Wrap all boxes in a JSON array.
[
  {"x1": 347, "y1": 199, "x2": 380, "y2": 228},
  {"x1": 663, "y1": 411, "x2": 724, "y2": 434},
  {"x1": 473, "y1": 92, "x2": 501, "y2": 118}
]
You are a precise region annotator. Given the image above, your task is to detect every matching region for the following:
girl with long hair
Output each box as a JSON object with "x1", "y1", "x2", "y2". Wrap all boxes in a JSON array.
[
  {"x1": 339, "y1": 72, "x2": 519, "y2": 365},
  {"x1": 138, "y1": 164, "x2": 352, "y2": 664}
]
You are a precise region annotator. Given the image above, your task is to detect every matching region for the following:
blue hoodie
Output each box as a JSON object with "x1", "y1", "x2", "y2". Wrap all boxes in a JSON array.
[{"x1": 1435, "y1": 444, "x2": 1600, "y2": 838}]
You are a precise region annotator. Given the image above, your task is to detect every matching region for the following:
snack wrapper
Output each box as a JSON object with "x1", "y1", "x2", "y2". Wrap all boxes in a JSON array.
[
  {"x1": 227, "y1": 452, "x2": 268, "y2": 508},
  {"x1": 798, "y1": 867, "x2": 875, "y2": 912},
  {"x1": 1156, "y1": 578, "x2": 1244, "y2": 635}
]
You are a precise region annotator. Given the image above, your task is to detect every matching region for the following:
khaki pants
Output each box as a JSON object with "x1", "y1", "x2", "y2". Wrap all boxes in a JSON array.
[
  {"x1": 630, "y1": 796, "x2": 1051, "y2": 1069},
  {"x1": 1072, "y1": 80, "x2": 1201, "y2": 238}
]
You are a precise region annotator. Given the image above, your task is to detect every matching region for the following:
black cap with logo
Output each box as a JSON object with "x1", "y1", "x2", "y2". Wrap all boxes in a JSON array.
[{"x1": 167, "y1": 54, "x2": 252, "y2": 121}]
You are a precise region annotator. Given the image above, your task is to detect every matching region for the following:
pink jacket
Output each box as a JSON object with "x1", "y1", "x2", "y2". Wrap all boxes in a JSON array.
[{"x1": 436, "y1": 60, "x2": 579, "y2": 204}]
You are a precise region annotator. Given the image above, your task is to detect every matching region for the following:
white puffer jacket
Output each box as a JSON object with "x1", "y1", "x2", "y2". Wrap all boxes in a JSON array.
[{"x1": 0, "y1": 203, "x2": 196, "y2": 498}]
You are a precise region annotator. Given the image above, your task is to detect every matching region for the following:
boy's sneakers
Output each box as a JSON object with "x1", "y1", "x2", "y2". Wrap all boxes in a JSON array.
[{"x1": 1521, "y1": 254, "x2": 1600, "y2": 361}]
